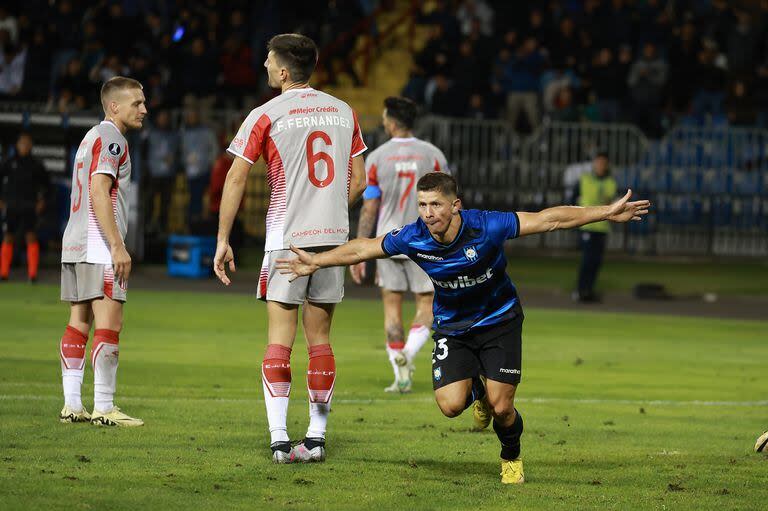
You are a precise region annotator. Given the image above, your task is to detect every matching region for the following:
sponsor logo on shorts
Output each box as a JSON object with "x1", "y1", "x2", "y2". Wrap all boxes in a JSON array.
[
  {"x1": 499, "y1": 368, "x2": 521, "y2": 375},
  {"x1": 464, "y1": 246, "x2": 478, "y2": 261},
  {"x1": 433, "y1": 367, "x2": 442, "y2": 381},
  {"x1": 430, "y1": 268, "x2": 493, "y2": 289},
  {"x1": 416, "y1": 252, "x2": 444, "y2": 261}
]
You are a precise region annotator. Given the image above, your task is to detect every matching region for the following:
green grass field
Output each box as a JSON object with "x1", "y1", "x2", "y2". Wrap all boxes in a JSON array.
[{"x1": 1, "y1": 283, "x2": 766, "y2": 510}]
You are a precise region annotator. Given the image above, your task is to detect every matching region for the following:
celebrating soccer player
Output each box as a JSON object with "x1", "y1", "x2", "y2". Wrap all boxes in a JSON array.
[
  {"x1": 351, "y1": 96, "x2": 449, "y2": 393},
  {"x1": 277, "y1": 172, "x2": 650, "y2": 483},
  {"x1": 214, "y1": 34, "x2": 367, "y2": 463},
  {"x1": 59, "y1": 77, "x2": 147, "y2": 427}
]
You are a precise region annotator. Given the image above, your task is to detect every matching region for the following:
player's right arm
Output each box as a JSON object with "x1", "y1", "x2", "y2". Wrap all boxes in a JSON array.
[
  {"x1": 277, "y1": 237, "x2": 387, "y2": 282},
  {"x1": 91, "y1": 174, "x2": 131, "y2": 285},
  {"x1": 213, "y1": 156, "x2": 250, "y2": 285},
  {"x1": 349, "y1": 155, "x2": 366, "y2": 206}
]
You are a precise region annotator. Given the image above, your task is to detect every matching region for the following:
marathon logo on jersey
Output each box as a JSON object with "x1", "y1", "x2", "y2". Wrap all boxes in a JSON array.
[
  {"x1": 463, "y1": 246, "x2": 478, "y2": 261},
  {"x1": 499, "y1": 368, "x2": 521, "y2": 375},
  {"x1": 416, "y1": 252, "x2": 444, "y2": 261},
  {"x1": 108, "y1": 143, "x2": 121, "y2": 156},
  {"x1": 431, "y1": 268, "x2": 493, "y2": 289}
]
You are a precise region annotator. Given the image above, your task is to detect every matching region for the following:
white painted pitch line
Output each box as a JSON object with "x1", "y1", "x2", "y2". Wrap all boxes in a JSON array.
[{"x1": 0, "y1": 394, "x2": 766, "y2": 407}]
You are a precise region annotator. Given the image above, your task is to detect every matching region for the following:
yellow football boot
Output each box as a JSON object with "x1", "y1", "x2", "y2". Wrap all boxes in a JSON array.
[
  {"x1": 500, "y1": 458, "x2": 524, "y2": 484},
  {"x1": 91, "y1": 406, "x2": 144, "y2": 427}
]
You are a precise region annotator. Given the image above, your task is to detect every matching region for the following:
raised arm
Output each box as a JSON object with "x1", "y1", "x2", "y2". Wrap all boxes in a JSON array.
[
  {"x1": 276, "y1": 236, "x2": 387, "y2": 282},
  {"x1": 517, "y1": 189, "x2": 650, "y2": 237}
]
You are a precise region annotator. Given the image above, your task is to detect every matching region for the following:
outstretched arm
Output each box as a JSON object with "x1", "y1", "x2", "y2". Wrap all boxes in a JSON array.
[
  {"x1": 276, "y1": 236, "x2": 387, "y2": 282},
  {"x1": 517, "y1": 189, "x2": 650, "y2": 237}
]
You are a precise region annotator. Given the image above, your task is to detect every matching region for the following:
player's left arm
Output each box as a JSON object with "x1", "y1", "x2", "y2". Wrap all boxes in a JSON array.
[
  {"x1": 517, "y1": 189, "x2": 650, "y2": 237},
  {"x1": 276, "y1": 237, "x2": 387, "y2": 282},
  {"x1": 348, "y1": 155, "x2": 366, "y2": 206}
]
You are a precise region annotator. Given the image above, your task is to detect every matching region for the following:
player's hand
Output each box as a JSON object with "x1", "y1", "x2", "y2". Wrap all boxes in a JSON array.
[
  {"x1": 275, "y1": 245, "x2": 318, "y2": 282},
  {"x1": 213, "y1": 240, "x2": 236, "y2": 285},
  {"x1": 111, "y1": 243, "x2": 131, "y2": 288},
  {"x1": 606, "y1": 189, "x2": 651, "y2": 223},
  {"x1": 349, "y1": 261, "x2": 366, "y2": 284}
]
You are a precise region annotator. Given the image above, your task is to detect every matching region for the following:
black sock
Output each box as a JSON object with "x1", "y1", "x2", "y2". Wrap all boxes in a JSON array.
[
  {"x1": 463, "y1": 377, "x2": 487, "y2": 410},
  {"x1": 271, "y1": 441, "x2": 291, "y2": 453},
  {"x1": 493, "y1": 408, "x2": 523, "y2": 460}
]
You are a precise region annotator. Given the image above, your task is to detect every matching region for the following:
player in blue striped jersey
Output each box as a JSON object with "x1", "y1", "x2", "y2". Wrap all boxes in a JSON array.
[{"x1": 277, "y1": 172, "x2": 650, "y2": 484}]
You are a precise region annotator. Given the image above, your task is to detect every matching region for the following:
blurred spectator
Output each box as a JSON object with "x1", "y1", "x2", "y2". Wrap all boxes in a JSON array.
[
  {"x1": 55, "y1": 57, "x2": 90, "y2": 113},
  {"x1": 144, "y1": 109, "x2": 179, "y2": 233},
  {"x1": 0, "y1": 44, "x2": 26, "y2": 97},
  {"x1": 0, "y1": 7, "x2": 18, "y2": 49},
  {"x1": 21, "y1": 28, "x2": 50, "y2": 100},
  {"x1": 428, "y1": 74, "x2": 461, "y2": 117},
  {"x1": 498, "y1": 37, "x2": 545, "y2": 132},
  {"x1": 725, "y1": 9, "x2": 759, "y2": 76},
  {"x1": 691, "y1": 40, "x2": 727, "y2": 118},
  {"x1": 0, "y1": 132, "x2": 49, "y2": 282},
  {"x1": 180, "y1": 37, "x2": 217, "y2": 114},
  {"x1": 589, "y1": 48, "x2": 626, "y2": 122},
  {"x1": 551, "y1": 87, "x2": 580, "y2": 122},
  {"x1": 219, "y1": 34, "x2": 259, "y2": 107},
  {"x1": 541, "y1": 55, "x2": 580, "y2": 114},
  {"x1": 180, "y1": 108, "x2": 217, "y2": 224},
  {"x1": 627, "y1": 42, "x2": 667, "y2": 136},
  {"x1": 724, "y1": 80, "x2": 756, "y2": 126},
  {"x1": 666, "y1": 21, "x2": 700, "y2": 114},
  {"x1": 466, "y1": 92, "x2": 494, "y2": 120},
  {"x1": 456, "y1": 0, "x2": 494, "y2": 37}
]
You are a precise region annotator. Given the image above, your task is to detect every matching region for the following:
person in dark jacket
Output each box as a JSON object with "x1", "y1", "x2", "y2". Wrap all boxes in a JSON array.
[{"x1": 0, "y1": 132, "x2": 49, "y2": 281}]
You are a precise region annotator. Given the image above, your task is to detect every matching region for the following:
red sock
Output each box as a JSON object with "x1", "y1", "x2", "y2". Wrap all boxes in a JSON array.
[
  {"x1": 0, "y1": 241, "x2": 13, "y2": 278},
  {"x1": 27, "y1": 241, "x2": 39, "y2": 279},
  {"x1": 307, "y1": 344, "x2": 336, "y2": 404},
  {"x1": 387, "y1": 340, "x2": 405, "y2": 350},
  {"x1": 60, "y1": 326, "x2": 88, "y2": 370},
  {"x1": 262, "y1": 344, "x2": 292, "y2": 398}
]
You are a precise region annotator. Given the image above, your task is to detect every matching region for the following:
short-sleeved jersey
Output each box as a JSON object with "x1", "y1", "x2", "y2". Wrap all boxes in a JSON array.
[
  {"x1": 363, "y1": 137, "x2": 449, "y2": 238},
  {"x1": 228, "y1": 87, "x2": 367, "y2": 251},
  {"x1": 382, "y1": 209, "x2": 521, "y2": 336},
  {"x1": 62, "y1": 121, "x2": 131, "y2": 264}
]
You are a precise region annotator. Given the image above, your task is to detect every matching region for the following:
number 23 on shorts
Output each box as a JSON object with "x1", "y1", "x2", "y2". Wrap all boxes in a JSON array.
[{"x1": 433, "y1": 338, "x2": 449, "y2": 363}]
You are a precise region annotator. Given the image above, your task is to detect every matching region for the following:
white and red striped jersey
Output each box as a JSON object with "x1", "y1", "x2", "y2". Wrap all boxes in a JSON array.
[
  {"x1": 228, "y1": 87, "x2": 367, "y2": 251},
  {"x1": 61, "y1": 121, "x2": 130, "y2": 264},
  {"x1": 364, "y1": 137, "x2": 449, "y2": 237}
]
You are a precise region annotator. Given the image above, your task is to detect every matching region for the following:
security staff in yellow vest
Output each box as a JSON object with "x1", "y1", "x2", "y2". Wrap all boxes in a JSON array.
[{"x1": 572, "y1": 151, "x2": 617, "y2": 302}]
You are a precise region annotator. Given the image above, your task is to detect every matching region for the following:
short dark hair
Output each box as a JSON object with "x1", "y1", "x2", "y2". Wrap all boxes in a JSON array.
[
  {"x1": 100, "y1": 76, "x2": 142, "y2": 105},
  {"x1": 384, "y1": 96, "x2": 418, "y2": 129},
  {"x1": 417, "y1": 172, "x2": 457, "y2": 197},
  {"x1": 268, "y1": 33, "x2": 318, "y2": 83}
]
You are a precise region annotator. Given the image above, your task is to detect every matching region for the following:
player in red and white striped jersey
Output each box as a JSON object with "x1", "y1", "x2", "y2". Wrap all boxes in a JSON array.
[
  {"x1": 58, "y1": 77, "x2": 147, "y2": 427},
  {"x1": 351, "y1": 96, "x2": 449, "y2": 394},
  {"x1": 214, "y1": 34, "x2": 367, "y2": 463}
]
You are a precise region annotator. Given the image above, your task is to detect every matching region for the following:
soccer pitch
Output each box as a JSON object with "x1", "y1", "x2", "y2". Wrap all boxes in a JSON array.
[{"x1": 1, "y1": 284, "x2": 766, "y2": 510}]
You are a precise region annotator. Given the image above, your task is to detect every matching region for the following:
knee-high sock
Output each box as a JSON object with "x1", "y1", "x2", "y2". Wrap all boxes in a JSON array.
[
  {"x1": 0, "y1": 241, "x2": 12, "y2": 278},
  {"x1": 262, "y1": 344, "x2": 292, "y2": 444},
  {"x1": 60, "y1": 326, "x2": 88, "y2": 410},
  {"x1": 386, "y1": 340, "x2": 404, "y2": 379},
  {"x1": 27, "y1": 241, "x2": 39, "y2": 279},
  {"x1": 306, "y1": 344, "x2": 336, "y2": 440},
  {"x1": 92, "y1": 329, "x2": 119, "y2": 412},
  {"x1": 493, "y1": 408, "x2": 524, "y2": 460},
  {"x1": 402, "y1": 324, "x2": 430, "y2": 363}
]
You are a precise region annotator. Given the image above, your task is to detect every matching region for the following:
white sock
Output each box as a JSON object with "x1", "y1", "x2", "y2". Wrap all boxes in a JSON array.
[
  {"x1": 402, "y1": 325, "x2": 431, "y2": 363},
  {"x1": 92, "y1": 330, "x2": 119, "y2": 412},
  {"x1": 386, "y1": 341, "x2": 404, "y2": 380},
  {"x1": 262, "y1": 344, "x2": 292, "y2": 444},
  {"x1": 63, "y1": 372, "x2": 84, "y2": 410}
]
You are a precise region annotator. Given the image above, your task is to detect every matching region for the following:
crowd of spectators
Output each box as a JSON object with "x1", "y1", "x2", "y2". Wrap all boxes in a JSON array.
[
  {"x1": 403, "y1": 0, "x2": 768, "y2": 136},
  {"x1": 0, "y1": 1, "x2": 370, "y2": 114}
]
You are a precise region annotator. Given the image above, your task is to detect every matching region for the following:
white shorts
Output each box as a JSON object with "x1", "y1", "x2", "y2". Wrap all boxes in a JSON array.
[
  {"x1": 257, "y1": 248, "x2": 344, "y2": 305},
  {"x1": 376, "y1": 257, "x2": 433, "y2": 294},
  {"x1": 61, "y1": 263, "x2": 127, "y2": 303}
]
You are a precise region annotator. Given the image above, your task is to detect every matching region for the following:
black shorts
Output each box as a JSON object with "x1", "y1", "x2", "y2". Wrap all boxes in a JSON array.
[
  {"x1": 2, "y1": 207, "x2": 37, "y2": 235},
  {"x1": 431, "y1": 310, "x2": 523, "y2": 390}
]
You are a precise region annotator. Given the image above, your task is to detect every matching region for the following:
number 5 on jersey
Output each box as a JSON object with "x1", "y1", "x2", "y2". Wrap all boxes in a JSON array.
[{"x1": 307, "y1": 131, "x2": 334, "y2": 188}]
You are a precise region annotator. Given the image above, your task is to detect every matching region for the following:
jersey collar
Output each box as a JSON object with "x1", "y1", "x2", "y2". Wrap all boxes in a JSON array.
[
  {"x1": 391, "y1": 137, "x2": 417, "y2": 142},
  {"x1": 100, "y1": 120, "x2": 121, "y2": 133},
  {"x1": 425, "y1": 210, "x2": 465, "y2": 248}
]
